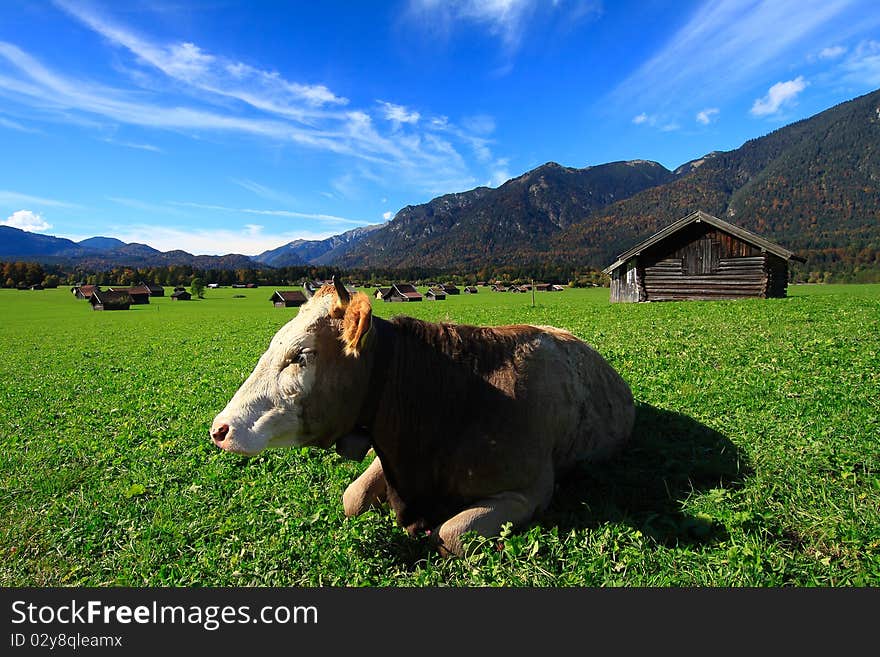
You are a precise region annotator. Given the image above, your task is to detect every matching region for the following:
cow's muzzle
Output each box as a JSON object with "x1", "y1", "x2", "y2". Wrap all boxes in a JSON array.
[{"x1": 210, "y1": 422, "x2": 230, "y2": 447}]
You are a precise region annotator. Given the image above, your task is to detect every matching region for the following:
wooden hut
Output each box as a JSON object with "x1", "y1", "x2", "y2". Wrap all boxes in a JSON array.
[
  {"x1": 441, "y1": 284, "x2": 460, "y2": 295},
  {"x1": 386, "y1": 283, "x2": 423, "y2": 302},
  {"x1": 72, "y1": 284, "x2": 99, "y2": 299},
  {"x1": 109, "y1": 285, "x2": 151, "y2": 304},
  {"x1": 603, "y1": 210, "x2": 806, "y2": 303},
  {"x1": 140, "y1": 281, "x2": 165, "y2": 297},
  {"x1": 89, "y1": 290, "x2": 131, "y2": 311},
  {"x1": 463, "y1": 286, "x2": 478, "y2": 294},
  {"x1": 426, "y1": 287, "x2": 447, "y2": 301},
  {"x1": 170, "y1": 289, "x2": 191, "y2": 301},
  {"x1": 270, "y1": 290, "x2": 307, "y2": 308},
  {"x1": 375, "y1": 287, "x2": 392, "y2": 300}
]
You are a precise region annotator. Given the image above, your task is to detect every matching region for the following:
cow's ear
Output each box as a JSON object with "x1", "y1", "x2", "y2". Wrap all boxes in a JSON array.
[{"x1": 341, "y1": 293, "x2": 373, "y2": 357}]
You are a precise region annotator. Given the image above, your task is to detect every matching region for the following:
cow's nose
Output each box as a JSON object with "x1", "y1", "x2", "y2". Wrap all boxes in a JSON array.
[{"x1": 211, "y1": 423, "x2": 230, "y2": 445}]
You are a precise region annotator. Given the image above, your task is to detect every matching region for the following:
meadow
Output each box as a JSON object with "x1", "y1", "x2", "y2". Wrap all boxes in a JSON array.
[{"x1": 0, "y1": 283, "x2": 877, "y2": 586}]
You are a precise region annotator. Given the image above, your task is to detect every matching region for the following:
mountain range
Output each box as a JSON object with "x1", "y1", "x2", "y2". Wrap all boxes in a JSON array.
[{"x1": 3, "y1": 87, "x2": 879, "y2": 276}]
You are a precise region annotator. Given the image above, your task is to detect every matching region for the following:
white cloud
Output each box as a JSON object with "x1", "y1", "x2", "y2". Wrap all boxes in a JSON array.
[
  {"x1": 696, "y1": 107, "x2": 719, "y2": 124},
  {"x1": 378, "y1": 101, "x2": 421, "y2": 125},
  {"x1": 750, "y1": 76, "x2": 808, "y2": 116},
  {"x1": 632, "y1": 112, "x2": 649, "y2": 125},
  {"x1": 104, "y1": 223, "x2": 341, "y2": 256},
  {"x1": 383, "y1": 211, "x2": 393, "y2": 220},
  {"x1": 819, "y1": 45, "x2": 847, "y2": 59},
  {"x1": 3, "y1": 209, "x2": 52, "y2": 232}
]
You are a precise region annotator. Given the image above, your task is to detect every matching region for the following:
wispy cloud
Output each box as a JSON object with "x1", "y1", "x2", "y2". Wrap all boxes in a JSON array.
[
  {"x1": 837, "y1": 39, "x2": 880, "y2": 87},
  {"x1": 378, "y1": 101, "x2": 421, "y2": 126},
  {"x1": 0, "y1": 115, "x2": 38, "y2": 132},
  {"x1": 0, "y1": 189, "x2": 78, "y2": 208},
  {"x1": 696, "y1": 107, "x2": 720, "y2": 125},
  {"x1": 607, "y1": 0, "x2": 858, "y2": 121},
  {"x1": 405, "y1": 0, "x2": 600, "y2": 53},
  {"x1": 231, "y1": 178, "x2": 298, "y2": 205},
  {"x1": 106, "y1": 196, "x2": 185, "y2": 215},
  {"x1": 750, "y1": 76, "x2": 808, "y2": 116},
  {"x1": 3, "y1": 209, "x2": 52, "y2": 232},
  {"x1": 818, "y1": 45, "x2": 847, "y2": 59},
  {"x1": 0, "y1": 4, "x2": 499, "y2": 198},
  {"x1": 103, "y1": 137, "x2": 162, "y2": 152},
  {"x1": 169, "y1": 201, "x2": 371, "y2": 227}
]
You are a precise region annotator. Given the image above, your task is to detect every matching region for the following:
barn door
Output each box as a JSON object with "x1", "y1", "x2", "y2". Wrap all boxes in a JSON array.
[{"x1": 695, "y1": 238, "x2": 720, "y2": 274}]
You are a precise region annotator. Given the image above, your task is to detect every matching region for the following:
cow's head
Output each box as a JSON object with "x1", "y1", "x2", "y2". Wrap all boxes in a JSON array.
[{"x1": 210, "y1": 278, "x2": 375, "y2": 456}]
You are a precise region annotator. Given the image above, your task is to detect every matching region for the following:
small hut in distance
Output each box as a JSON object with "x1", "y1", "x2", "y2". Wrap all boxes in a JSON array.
[
  {"x1": 603, "y1": 210, "x2": 806, "y2": 302},
  {"x1": 270, "y1": 290, "x2": 307, "y2": 308}
]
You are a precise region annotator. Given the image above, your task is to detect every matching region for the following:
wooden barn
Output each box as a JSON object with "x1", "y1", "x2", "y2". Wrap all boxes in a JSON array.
[
  {"x1": 72, "y1": 284, "x2": 100, "y2": 299},
  {"x1": 139, "y1": 281, "x2": 165, "y2": 297},
  {"x1": 603, "y1": 210, "x2": 806, "y2": 303},
  {"x1": 270, "y1": 290, "x2": 307, "y2": 308},
  {"x1": 426, "y1": 287, "x2": 447, "y2": 301},
  {"x1": 170, "y1": 289, "x2": 191, "y2": 301},
  {"x1": 374, "y1": 287, "x2": 391, "y2": 300},
  {"x1": 109, "y1": 285, "x2": 151, "y2": 304},
  {"x1": 463, "y1": 286, "x2": 478, "y2": 294},
  {"x1": 385, "y1": 283, "x2": 423, "y2": 302},
  {"x1": 89, "y1": 290, "x2": 131, "y2": 311},
  {"x1": 441, "y1": 284, "x2": 460, "y2": 295}
]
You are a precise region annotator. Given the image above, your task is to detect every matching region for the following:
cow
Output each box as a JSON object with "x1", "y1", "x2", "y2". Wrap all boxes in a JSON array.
[{"x1": 210, "y1": 277, "x2": 635, "y2": 556}]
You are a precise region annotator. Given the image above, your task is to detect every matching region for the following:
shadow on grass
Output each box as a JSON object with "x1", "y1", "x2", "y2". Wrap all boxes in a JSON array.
[{"x1": 542, "y1": 402, "x2": 752, "y2": 546}]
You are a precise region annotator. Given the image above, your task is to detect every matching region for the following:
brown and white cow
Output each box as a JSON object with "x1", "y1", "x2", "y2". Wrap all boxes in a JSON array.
[{"x1": 210, "y1": 278, "x2": 635, "y2": 556}]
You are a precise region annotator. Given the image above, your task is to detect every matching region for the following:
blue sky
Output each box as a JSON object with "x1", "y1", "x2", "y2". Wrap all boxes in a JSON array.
[{"x1": 1, "y1": 0, "x2": 878, "y2": 256}]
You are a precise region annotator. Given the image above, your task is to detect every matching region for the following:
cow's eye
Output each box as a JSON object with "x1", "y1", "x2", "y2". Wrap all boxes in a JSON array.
[{"x1": 284, "y1": 348, "x2": 315, "y2": 369}]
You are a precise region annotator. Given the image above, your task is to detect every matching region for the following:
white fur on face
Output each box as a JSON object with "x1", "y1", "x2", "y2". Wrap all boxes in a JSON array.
[{"x1": 210, "y1": 294, "x2": 334, "y2": 455}]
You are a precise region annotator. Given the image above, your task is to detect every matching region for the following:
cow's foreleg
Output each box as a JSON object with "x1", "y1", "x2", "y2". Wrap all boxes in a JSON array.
[
  {"x1": 342, "y1": 455, "x2": 387, "y2": 516},
  {"x1": 434, "y1": 471, "x2": 554, "y2": 557}
]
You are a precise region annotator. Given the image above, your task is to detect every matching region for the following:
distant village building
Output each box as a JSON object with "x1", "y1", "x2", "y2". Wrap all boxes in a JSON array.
[
  {"x1": 603, "y1": 210, "x2": 806, "y2": 303},
  {"x1": 72, "y1": 284, "x2": 100, "y2": 299},
  {"x1": 270, "y1": 290, "x2": 307, "y2": 308},
  {"x1": 463, "y1": 286, "x2": 479, "y2": 294},
  {"x1": 375, "y1": 287, "x2": 391, "y2": 300},
  {"x1": 109, "y1": 285, "x2": 151, "y2": 304},
  {"x1": 425, "y1": 287, "x2": 447, "y2": 301},
  {"x1": 441, "y1": 284, "x2": 460, "y2": 295},
  {"x1": 140, "y1": 281, "x2": 165, "y2": 297},
  {"x1": 170, "y1": 289, "x2": 192, "y2": 301},
  {"x1": 385, "y1": 283, "x2": 423, "y2": 302},
  {"x1": 89, "y1": 290, "x2": 131, "y2": 311}
]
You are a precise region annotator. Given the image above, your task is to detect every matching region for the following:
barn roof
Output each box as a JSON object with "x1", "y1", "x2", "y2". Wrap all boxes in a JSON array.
[
  {"x1": 110, "y1": 285, "x2": 151, "y2": 296},
  {"x1": 392, "y1": 283, "x2": 423, "y2": 299},
  {"x1": 271, "y1": 290, "x2": 307, "y2": 303},
  {"x1": 603, "y1": 210, "x2": 807, "y2": 274}
]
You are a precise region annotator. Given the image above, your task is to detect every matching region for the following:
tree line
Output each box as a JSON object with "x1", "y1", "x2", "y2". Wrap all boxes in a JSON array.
[{"x1": 1, "y1": 261, "x2": 611, "y2": 290}]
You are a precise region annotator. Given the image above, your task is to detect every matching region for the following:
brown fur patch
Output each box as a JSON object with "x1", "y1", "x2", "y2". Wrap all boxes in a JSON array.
[{"x1": 341, "y1": 293, "x2": 373, "y2": 356}]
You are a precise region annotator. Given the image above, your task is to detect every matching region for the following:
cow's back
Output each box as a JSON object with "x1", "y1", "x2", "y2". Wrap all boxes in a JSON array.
[{"x1": 370, "y1": 317, "x2": 634, "y2": 532}]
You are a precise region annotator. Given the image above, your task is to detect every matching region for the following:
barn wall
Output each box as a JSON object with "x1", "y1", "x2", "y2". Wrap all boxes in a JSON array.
[
  {"x1": 640, "y1": 225, "x2": 772, "y2": 301},
  {"x1": 609, "y1": 259, "x2": 641, "y2": 303}
]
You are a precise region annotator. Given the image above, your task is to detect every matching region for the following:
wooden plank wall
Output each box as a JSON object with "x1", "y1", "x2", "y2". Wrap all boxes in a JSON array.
[{"x1": 640, "y1": 226, "x2": 771, "y2": 301}]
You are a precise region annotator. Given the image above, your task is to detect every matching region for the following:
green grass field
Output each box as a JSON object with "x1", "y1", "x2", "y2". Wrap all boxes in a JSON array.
[{"x1": 1, "y1": 283, "x2": 877, "y2": 586}]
